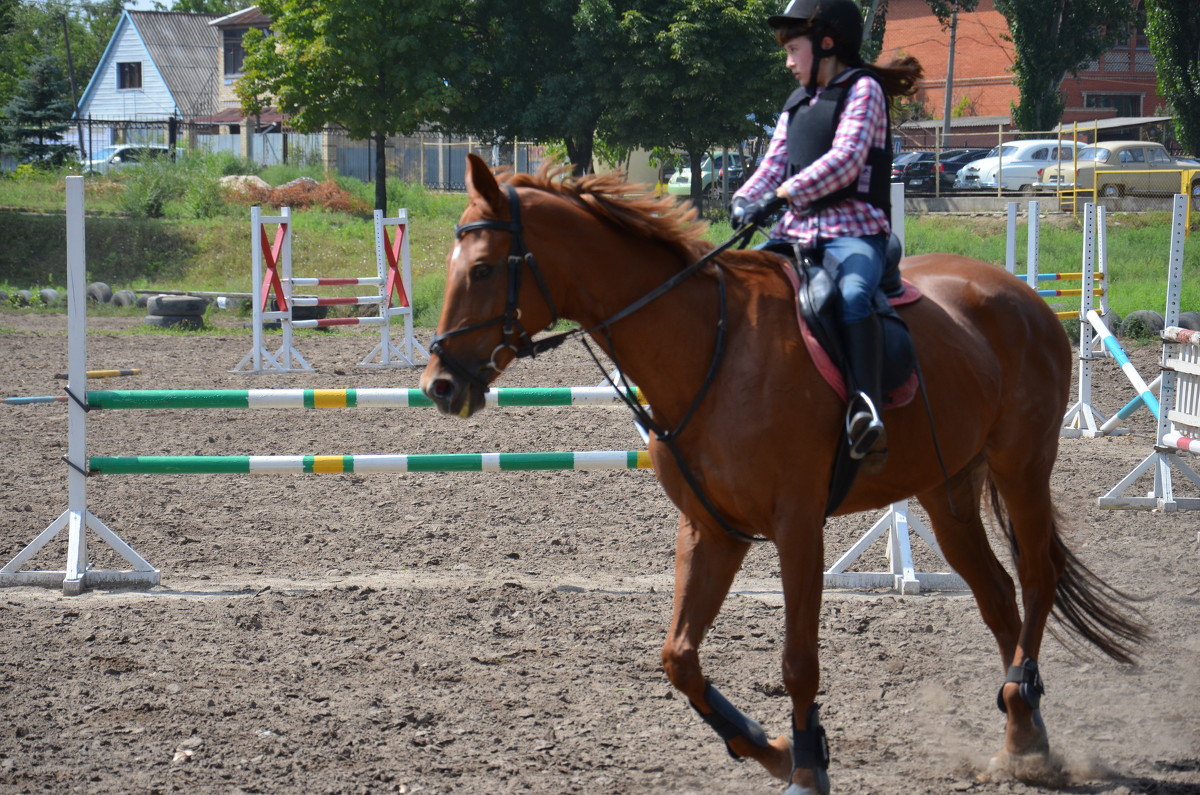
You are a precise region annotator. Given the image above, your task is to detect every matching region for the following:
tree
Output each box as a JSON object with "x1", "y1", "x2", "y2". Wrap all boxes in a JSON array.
[
  {"x1": 600, "y1": 0, "x2": 789, "y2": 209},
  {"x1": 155, "y1": 0, "x2": 240, "y2": 12},
  {"x1": 2, "y1": 51, "x2": 76, "y2": 165},
  {"x1": 1145, "y1": 0, "x2": 1200, "y2": 156},
  {"x1": 0, "y1": 1, "x2": 122, "y2": 116},
  {"x1": 237, "y1": 0, "x2": 462, "y2": 211},
  {"x1": 435, "y1": 0, "x2": 625, "y2": 176},
  {"x1": 994, "y1": 0, "x2": 1134, "y2": 133}
]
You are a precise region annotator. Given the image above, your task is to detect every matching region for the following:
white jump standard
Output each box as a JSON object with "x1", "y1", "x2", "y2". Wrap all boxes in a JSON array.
[{"x1": 233, "y1": 206, "x2": 427, "y2": 373}]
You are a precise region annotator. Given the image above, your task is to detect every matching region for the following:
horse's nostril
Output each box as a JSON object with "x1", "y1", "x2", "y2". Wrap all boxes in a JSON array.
[{"x1": 432, "y1": 378, "x2": 455, "y2": 399}]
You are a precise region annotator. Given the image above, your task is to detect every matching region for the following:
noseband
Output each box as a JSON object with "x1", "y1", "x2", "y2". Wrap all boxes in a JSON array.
[{"x1": 429, "y1": 184, "x2": 562, "y2": 387}]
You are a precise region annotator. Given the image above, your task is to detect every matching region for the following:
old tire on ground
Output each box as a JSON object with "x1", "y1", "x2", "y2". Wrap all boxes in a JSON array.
[
  {"x1": 1177, "y1": 311, "x2": 1200, "y2": 332},
  {"x1": 14, "y1": 290, "x2": 33, "y2": 306},
  {"x1": 38, "y1": 288, "x2": 61, "y2": 306},
  {"x1": 1121, "y1": 309, "x2": 1164, "y2": 340},
  {"x1": 0, "y1": 290, "x2": 8, "y2": 304},
  {"x1": 112, "y1": 289, "x2": 138, "y2": 308},
  {"x1": 271, "y1": 299, "x2": 329, "y2": 321},
  {"x1": 147, "y1": 295, "x2": 208, "y2": 316},
  {"x1": 144, "y1": 314, "x2": 204, "y2": 330},
  {"x1": 86, "y1": 282, "x2": 113, "y2": 304}
]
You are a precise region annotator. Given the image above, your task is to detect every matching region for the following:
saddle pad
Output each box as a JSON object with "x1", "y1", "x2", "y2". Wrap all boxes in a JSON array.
[{"x1": 781, "y1": 266, "x2": 922, "y2": 409}]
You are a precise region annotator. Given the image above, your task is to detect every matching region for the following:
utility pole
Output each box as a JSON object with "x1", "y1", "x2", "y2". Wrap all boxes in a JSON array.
[
  {"x1": 941, "y1": 8, "x2": 958, "y2": 140},
  {"x1": 60, "y1": 14, "x2": 87, "y2": 162}
]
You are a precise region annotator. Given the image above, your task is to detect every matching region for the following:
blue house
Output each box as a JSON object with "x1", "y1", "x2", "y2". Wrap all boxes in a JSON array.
[{"x1": 73, "y1": 10, "x2": 221, "y2": 154}]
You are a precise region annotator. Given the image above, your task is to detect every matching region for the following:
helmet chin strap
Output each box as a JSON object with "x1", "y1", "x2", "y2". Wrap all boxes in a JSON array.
[{"x1": 807, "y1": 32, "x2": 837, "y2": 92}]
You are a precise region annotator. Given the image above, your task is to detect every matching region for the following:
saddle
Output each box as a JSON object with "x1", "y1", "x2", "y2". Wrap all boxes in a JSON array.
[{"x1": 768, "y1": 235, "x2": 921, "y2": 515}]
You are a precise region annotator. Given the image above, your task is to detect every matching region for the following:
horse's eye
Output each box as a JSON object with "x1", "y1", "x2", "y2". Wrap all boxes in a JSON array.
[{"x1": 471, "y1": 264, "x2": 494, "y2": 280}]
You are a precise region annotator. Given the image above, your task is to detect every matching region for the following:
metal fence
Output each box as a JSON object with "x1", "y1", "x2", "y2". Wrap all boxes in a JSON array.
[{"x1": 43, "y1": 116, "x2": 546, "y2": 190}]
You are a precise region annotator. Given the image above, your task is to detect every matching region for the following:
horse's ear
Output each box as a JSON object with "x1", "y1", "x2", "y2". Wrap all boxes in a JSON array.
[{"x1": 465, "y1": 153, "x2": 505, "y2": 213}]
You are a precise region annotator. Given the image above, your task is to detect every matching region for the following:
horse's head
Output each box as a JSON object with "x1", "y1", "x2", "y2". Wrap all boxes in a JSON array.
[{"x1": 420, "y1": 154, "x2": 559, "y2": 417}]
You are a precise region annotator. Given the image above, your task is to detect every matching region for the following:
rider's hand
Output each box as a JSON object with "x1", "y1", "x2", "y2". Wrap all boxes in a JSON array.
[{"x1": 730, "y1": 194, "x2": 785, "y2": 230}]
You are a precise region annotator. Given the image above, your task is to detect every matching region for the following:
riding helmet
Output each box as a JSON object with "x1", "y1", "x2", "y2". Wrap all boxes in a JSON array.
[{"x1": 768, "y1": 0, "x2": 865, "y2": 60}]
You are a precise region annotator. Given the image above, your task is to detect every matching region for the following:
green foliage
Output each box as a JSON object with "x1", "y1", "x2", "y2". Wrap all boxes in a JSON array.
[
  {"x1": 603, "y1": 0, "x2": 789, "y2": 208},
  {"x1": 119, "y1": 156, "x2": 184, "y2": 218},
  {"x1": 436, "y1": 0, "x2": 622, "y2": 176},
  {"x1": 0, "y1": 0, "x2": 122, "y2": 116},
  {"x1": 995, "y1": 0, "x2": 1134, "y2": 132},
  {"x1": 2, "y1": 52, "x2": 76, "y2": 165},
  {"x1": 155, "y1": 0, "x2": 240, "y2": 12},
  {"x1": 1145, "y1": 0, "x2": 1200, "y2": 156}
]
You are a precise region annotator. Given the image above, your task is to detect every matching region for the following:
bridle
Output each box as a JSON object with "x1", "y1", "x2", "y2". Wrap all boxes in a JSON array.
[
  {"x1": 428, "y1": 184, "x2": 562, "y2": 387},
  {"x1": 431, "y1": 182, "x2": 766, "y2": 544}
]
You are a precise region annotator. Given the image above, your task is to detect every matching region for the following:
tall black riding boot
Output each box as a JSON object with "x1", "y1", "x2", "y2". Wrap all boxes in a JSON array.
[{"x1": 840, "y1": 314, "x2": 887, "y2": 470}]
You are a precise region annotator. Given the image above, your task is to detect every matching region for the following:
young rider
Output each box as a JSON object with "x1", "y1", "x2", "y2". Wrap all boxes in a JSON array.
[{"x1": 731, "y1": 0, "x2": 922, "y2": 469}]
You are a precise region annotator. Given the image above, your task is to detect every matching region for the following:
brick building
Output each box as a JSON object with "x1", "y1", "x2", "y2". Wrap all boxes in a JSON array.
[{"x1": 879, "y1": 0, "x2": 1166, "y2": 132}]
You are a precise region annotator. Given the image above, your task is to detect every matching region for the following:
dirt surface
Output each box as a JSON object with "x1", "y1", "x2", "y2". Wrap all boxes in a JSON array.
[{"x1": 1, "y1": 310, "x2": 1198, "y2": 795}]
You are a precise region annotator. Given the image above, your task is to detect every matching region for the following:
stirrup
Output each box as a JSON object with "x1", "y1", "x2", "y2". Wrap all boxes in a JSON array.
[{"x1": 845, "y1": 392, "x2": 884, "y2": 460}]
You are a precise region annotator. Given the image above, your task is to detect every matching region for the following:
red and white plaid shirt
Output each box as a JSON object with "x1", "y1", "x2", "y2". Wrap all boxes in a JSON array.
[{"x1": 735, "y1": 71, "x2": 890, "y2": 247}]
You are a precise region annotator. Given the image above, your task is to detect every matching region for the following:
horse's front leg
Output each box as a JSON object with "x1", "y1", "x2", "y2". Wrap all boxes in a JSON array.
[
  {"x1": 775, "y1": 515, "x2": 831, "y2": 795},
  {"x1": 661, "y1": 511, "x2": 793, "y2": 782}
]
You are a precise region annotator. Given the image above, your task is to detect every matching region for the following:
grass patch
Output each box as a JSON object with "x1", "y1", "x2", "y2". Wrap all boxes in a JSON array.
[{"x1": 1, "y1": 164, "x2": 1197, "y2": 324}]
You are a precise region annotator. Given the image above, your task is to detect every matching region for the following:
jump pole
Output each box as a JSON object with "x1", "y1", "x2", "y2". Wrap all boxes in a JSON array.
[
  {"x1": 1099, "y1": 194, "x2": 1200, "y2": 511},
  {"x1": 5, "y1": 386, "x2": 648, "y2": 409},
  {"x1": 0, "y1": 176, "x2": 159, "y2": 594}
]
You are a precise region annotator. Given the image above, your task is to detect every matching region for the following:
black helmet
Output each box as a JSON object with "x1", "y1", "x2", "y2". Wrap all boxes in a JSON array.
[{"x1": 768, "y1": 0, "x2": 864, "y2": 60}]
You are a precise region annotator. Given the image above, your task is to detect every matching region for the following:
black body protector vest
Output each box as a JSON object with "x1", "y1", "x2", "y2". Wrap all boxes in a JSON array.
[{"x1": 783, "y1": 68, "x2": 893, "y2": 219}]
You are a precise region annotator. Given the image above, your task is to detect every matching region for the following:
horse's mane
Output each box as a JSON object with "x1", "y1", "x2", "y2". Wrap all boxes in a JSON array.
[{"x1": 504, "y1": 161, "x2": 714, "y2": 262}]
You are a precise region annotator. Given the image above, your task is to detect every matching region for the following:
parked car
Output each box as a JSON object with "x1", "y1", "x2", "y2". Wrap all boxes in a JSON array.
[
  {"x1": 955, "y1": 139, "x2": 1083, "y2": 191},
  {"x1": 1036, "y1": 141, "x2": 1200, "y2": 198},
  {"x1": 83, "y1": 144, "x2": 173, "y2": 173},
  {"x1": 893, "y1": 148, "x2": 989, "y2": 191},
  {"x1": 666, "y1": 152, "x2": 744, "y2": 198}
]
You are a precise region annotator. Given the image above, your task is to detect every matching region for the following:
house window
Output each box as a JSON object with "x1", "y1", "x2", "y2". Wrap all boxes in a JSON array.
[
  {"x1": 117, "y1": 62, "x2": 142, "y2": 90},
  {"x1": 224, "y1": 28, "x2": 248, "y2": 75},
  {"x1": 1085, "y1": 94, "x2": 1142, "y2": 117}
]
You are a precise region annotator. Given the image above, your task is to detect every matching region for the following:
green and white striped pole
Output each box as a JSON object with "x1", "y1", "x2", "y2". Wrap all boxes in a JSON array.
[
  {"x1": 60, "y1": 386, "x2": 645, "y2": 410},
  {"x1": 89, "y1": 450, "x2": 654, "y2": 475}
]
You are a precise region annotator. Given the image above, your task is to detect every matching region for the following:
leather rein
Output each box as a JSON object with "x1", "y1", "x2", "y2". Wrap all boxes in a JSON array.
[{"x1": 432, "y1": 184, "x2": 765, "y2": 544}]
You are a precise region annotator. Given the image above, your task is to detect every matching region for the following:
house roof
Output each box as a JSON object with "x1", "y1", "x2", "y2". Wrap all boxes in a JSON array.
[
  {"x1": 210, "y1": 6, "x2": 271, "y2": 28},
  {"x1": 77, "y1": 10, "x2": 221, "y2": 119},
  {"x1": 127, "y1": 11, "x2": 222, "y2": 118}
]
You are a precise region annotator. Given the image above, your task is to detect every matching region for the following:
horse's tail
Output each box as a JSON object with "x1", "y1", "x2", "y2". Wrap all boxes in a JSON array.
[{"x1": 987, "y1": 481, "x2": 1150, "y2": 664}]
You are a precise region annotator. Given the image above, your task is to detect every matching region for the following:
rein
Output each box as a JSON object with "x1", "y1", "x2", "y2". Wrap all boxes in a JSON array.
[{"x1": 439, "y1": 184, "x2": 765, "y2": 544}]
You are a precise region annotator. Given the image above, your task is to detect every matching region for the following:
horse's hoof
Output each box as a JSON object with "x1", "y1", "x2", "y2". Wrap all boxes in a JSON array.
[
  {"x1": 982, "y1": 749, "x2": 1067, "y2": 786},
  {"x1": 783, "y1": 767, "x2": 830, "y2": 795}
]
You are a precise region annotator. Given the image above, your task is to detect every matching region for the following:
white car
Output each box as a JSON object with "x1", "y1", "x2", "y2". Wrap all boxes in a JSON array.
[
  {"x1": 82, "y1": 144, "x2": 173, "y2": 173},
  {"x1": 955, "y1": 139, "x2": 1083, "y2": 191}
]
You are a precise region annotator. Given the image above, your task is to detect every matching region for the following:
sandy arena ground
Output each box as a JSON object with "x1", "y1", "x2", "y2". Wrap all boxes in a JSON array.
[{"x1": 0, "y1": 310, "x2": 1197, "y2": 794}]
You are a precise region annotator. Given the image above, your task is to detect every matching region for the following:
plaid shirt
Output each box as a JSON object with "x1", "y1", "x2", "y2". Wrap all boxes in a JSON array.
[{"x1": 735, "y1": 71, "x2": 890, "y2": 247}]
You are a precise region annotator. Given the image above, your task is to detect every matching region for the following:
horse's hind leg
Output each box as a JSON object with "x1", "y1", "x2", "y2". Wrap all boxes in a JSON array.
[
  {"x1": 920, "y1": 452, "x2": 1058, "y2": 764},
  {"x1": 661, "y1": 512, "x2": 792, "y2": 781},
  {"x1": 984, "y1": 450, "x2": 1067, "y2": 760},
  {"x1": 916, "y1": 459, "x2": 1050, "y2": 756}
]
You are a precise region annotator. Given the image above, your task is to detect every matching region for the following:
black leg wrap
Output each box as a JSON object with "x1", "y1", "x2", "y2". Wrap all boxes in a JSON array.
[
  {"x1": 786, "y1": 704, "x2": 831, "y2": 795},
  {"x1": 996, "y1": 658, "x2": 1045, "y2": 714},
  {"x1": 790, "y1": 703, "x2": 830, "y2": 770},
  {"x1": 689, "y1": 681, "x2": 770, "y2": 760}
]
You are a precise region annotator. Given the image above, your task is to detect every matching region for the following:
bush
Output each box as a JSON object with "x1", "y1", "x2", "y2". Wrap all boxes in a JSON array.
[{"x1": 120, "y1": 158, "x2": 184, "y2": 218}]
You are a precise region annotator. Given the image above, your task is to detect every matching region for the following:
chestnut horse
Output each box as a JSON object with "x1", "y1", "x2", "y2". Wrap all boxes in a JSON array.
[{"x1": 420, "y1": 155, "x2": 1145, "y2": 793}]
